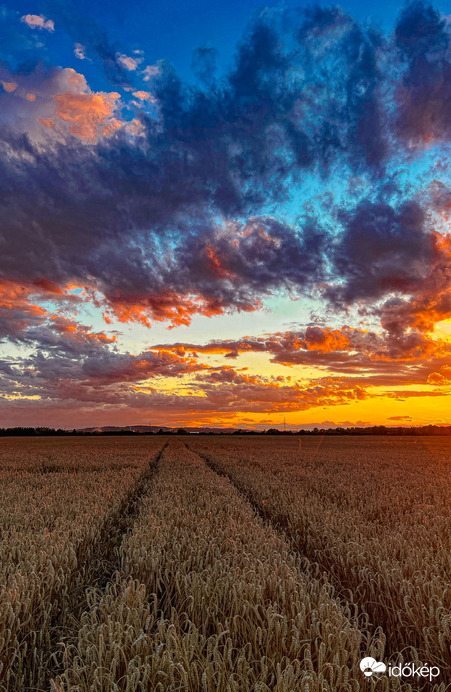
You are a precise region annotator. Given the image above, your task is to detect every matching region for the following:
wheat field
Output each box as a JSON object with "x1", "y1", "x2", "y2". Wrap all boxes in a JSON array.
[{"x1": 0, "y1": 435, "x2": 449, "y2": 691}]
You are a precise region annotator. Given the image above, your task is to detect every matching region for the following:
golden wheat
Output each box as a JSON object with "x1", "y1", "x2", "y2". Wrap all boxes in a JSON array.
[
  {"x1": 1, "y1": 435, "x2": 448, "y2": 691},
  {"x1": 0, "y1": 436, "x2": 163, "y2": 691},
  {"x1": 55, "y1": 441, "x2": 416, "y2": 691},
  {"x1": 188, "y1": 435, "x2": 451, "y2": 674}
]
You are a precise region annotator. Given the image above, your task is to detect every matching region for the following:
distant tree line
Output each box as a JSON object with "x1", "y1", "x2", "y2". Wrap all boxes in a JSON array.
[{"x1": 1, "y1": 425, "x2": 451, "y2": 436}]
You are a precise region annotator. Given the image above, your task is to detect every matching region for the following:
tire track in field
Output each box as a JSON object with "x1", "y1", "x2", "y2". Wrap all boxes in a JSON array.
[
  {"x1": 42, "y1": 440, "x2": 168, "y2": 691},
  {"x1": 186, "y1": 442, "x2": 451, "y2": 685},
  {"x1": 184, "y1": 442, "x2": 274, "y2": 522},
  {"x1": 84, "y1": 439, "x2": 168, "y2": 591},
  {"x1": 184, "y1": 444, "x2": 385, "y2": 653}
]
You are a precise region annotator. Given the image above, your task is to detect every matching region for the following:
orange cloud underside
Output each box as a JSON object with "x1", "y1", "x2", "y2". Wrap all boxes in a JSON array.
[
  {"x1": 0, "y1": 279, "x2": 113, "y2": 344},
  {"x1": 103, "y1": 292, "x2": 261, "y2": 328},
  {"x1": 2, "y1": 241, "x2": 451, "y2": 427}
]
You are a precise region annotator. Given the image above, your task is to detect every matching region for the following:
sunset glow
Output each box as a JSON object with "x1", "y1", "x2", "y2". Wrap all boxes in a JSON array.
[{"x1": 1, "y1": 0, "x2": 451, "y2": 429}]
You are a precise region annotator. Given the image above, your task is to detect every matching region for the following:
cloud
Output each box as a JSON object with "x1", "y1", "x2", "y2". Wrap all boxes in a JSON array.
[
  {"x1": 395, "y1": 1, "x2": 451, "y2": 145},
  {"x1": 155, "y1": 322, "x2": 451, "y2": 387},
  {"x1": 375, "y1": 231, "x2": 451, "y2": 337},
  {"x1": 0, "y1": 7, "x2": 412, "y2": 331},
  {"x1": 74, "y1": 43, "x2": 87, "y2": 60},
  {"x1": 427, "y1": 364, "x2": 451, "y2": 385},
  {"x1": 132, "y1": 90, "x2": 155, "y2": 101},
  {"x1": 21, "y1": 14, "x2": 54, "y2": 31},
  {"x1": 1, "y1": 81, "x2": 17, "y2": 92},
  {"x1": 0, "y1": 279, "x2": 48, "y2": 339},
  {"x1": 299, "y1": 5, "x2": 386, "y2": 168},
  {"x1": 142, "y1": 65, "x2": 160, "y2": 81},
  {"x1": 1, "y1": 0, "x2": 451, "y2": 431},
  {"x1": 116, "y1": 53, "x2": 143, "y2": 71},
  {"x1": 303, "y1": 326, "x2": 351, "y2": 352},
  {"x1": 1, "y1": 311, "x2": 449, "y2": 425},
  {"x1": 2, "y1": 3, "x2": 441, "y2": 337},
  {"x1": 0, "y1": 65, "x2": 123, "y2": 142},
  {"x1": 0, "y1": 343, "x2": 372, "y2": 417},
  {"x1": 327, "y1": 200, "x2": 433, "y2": 305},
  {"x1": 49, "y1": 88, "x2": 122, "y2": 141},
  {"x1": 191, "y1": 46, "x2": 217, "y2": 85},
  {"x1": 154, "y1": 327, "x2": 381, "y2": 362}
]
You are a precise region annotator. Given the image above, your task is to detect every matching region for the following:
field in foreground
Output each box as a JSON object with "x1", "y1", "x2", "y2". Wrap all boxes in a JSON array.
[{"x1": 0, "y1": 435, "x2": 449, "y2": 691}]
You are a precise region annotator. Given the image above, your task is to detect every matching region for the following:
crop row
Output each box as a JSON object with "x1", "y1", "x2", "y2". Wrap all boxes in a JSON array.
[
  {"x1": 187, "y1": 435, "x2": 451, "y2": 674},
  {"x1": 0, "y1": 437, "x2": 164, "y2": 692},
  {"x1": 54, "y1": 440, "x2": 412, "y2": 692}
]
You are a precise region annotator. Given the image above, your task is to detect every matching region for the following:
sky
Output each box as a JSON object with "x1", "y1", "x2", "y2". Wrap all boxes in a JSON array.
[{"x1": 1, "y1": 0, "x2": 451, "y2": 429}]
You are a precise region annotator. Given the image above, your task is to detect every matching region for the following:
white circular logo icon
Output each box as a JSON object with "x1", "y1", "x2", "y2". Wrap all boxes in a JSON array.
[{"x1": 360, "y1": 657, "x2": 387, "y2": 677}]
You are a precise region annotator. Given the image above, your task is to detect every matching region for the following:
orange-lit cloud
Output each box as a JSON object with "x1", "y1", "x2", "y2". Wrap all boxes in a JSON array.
[
  {"x1": 132, "y1": 90, "x2": 156, "y2": 102},
  {"x1": 21, "y1": 14, "x2": 54, "y2": 31},
  {"x1": 48, "y1": 88, "x2": 121, "y2": 142},
  {"x1": 50, "y1": 316, "x2": 117, "y2": 344},
  {"x1": 302, "y1": 326, "x2": 351, "y2": 352},
  {"x1": 0, "y1": 66, "x2": 125, "y2": 144},
  {"x1": 377, "y1": 231, "x2": 451, "y2": 336},
  {"x1": 427, "y1": 365, "x2": 451, "y2": 386},
  {"x1": 153, "y1": 324, "x2": 451, "y2": 389},
  {"x1": 0, "y1": 279, "x2": 48, "y2": 337},
  {"x1": 102, "y1": 291, "x2": 260, "y2": 328},
  {"x1": 1, "y1": 81, "x2": 17, "y2": 92},
  {"x1": 0, "y1": 278, "x2": 84, "y2": 340}
]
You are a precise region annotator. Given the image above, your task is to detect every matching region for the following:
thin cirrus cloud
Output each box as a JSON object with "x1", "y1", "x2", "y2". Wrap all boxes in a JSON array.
[{"x1": 1, "y1": 1, "x2": 451, "y2": 426}]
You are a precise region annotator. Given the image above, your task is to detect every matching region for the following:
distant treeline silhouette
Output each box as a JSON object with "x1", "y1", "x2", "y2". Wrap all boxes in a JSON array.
[{"x1": 1, "y1": 425, "x2": 451, "y2": 436}]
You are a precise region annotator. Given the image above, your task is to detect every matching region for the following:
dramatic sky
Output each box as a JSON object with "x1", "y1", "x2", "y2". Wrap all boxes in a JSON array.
[{"x1": 1, "y1": 0, "x2": 451, "y2": 429}]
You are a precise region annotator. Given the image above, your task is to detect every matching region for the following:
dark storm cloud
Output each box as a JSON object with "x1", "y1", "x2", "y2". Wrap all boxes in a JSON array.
[
  {"x1": 191, "y1": 46, "x2": 218, "y2": 86},
  {"x1": 167, "y1": 216, "x2": 327, "y2": 307},
  {"x1": 0, "y1": 2, "x2": 449, "y2": 336},
  {"x1": 327, "y1": 200, "x2": 433, "y2": 304},
  {"x1": 395, "y1": 1, "x2": 451, "y2": 144},
  {"x1": 297, "y1": 5, "x2": 386, "y2": 168}
]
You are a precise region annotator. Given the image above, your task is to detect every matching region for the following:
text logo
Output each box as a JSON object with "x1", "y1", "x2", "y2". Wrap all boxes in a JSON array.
[
  {"x1": 359, "y1": 657, "x2": 440, "y2": 682},
  {"x1": 387, "y1": 662, "x2": 440, "y2": 681}
]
